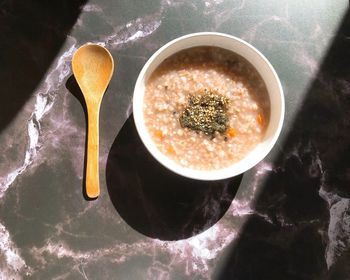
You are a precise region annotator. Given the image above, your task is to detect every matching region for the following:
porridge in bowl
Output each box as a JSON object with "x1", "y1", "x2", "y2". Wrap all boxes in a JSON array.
[{"x1": 143, "y1": 46, "x2": 270, "y2": 170}]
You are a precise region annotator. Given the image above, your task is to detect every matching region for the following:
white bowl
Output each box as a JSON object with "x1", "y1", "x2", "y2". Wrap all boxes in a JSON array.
[{"x1": 133, "y1": 32, "x2": 284, "y2": 180}]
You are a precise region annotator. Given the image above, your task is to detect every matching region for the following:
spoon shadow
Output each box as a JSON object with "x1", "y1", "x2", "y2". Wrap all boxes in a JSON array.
[
  {"x1": 65, "y1": 74, "x2": 96, "y2": 201},
  {"x1": 106, "y1": 115, "x2": 243, "y2": 240}
]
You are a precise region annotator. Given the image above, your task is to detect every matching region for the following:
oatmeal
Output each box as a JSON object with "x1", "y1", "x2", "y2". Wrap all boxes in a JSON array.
[{"x1": 143, "y1": 46, "x2": 270, "y2": 170}]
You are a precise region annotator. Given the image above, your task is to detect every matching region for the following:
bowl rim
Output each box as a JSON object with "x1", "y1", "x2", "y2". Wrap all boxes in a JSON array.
[{"x1": 133, "y1": 32, "x2": 284, "y2": 180}]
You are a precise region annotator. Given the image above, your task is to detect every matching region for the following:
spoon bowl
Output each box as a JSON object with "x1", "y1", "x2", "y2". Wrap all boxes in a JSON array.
[{"x1": 72, "y1": 44, "x2": 114, "y2": 198}]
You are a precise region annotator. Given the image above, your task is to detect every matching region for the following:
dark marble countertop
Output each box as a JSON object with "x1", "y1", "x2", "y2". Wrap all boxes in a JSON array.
[{"x1": 1, "y1": 0, "x2": 350, "y2": 279}]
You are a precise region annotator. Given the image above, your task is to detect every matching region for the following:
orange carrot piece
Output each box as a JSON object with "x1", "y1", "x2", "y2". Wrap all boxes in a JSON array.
[
  {"x1": 257, "y1": 113, "x2": 265, "y2": 126},
  {"x1": 227, "y1": 127, "x2": 236, "y2": 138},
  {"x1": 166, "y1": 145, "x2": 175, "y2": 155},
  {"x1": 155, "y1": 130, "x2": 164, "y2": 140}
]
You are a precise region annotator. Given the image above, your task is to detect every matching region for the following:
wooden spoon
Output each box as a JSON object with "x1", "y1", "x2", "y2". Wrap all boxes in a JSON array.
[{"x1": 72, "y1": 44, "x2": 114, "y2": 198}]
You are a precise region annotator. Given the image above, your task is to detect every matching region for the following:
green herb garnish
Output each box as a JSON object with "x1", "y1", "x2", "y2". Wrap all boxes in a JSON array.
[{"x1": 179, "y1": 89, "x2": 229, "y2": 137}]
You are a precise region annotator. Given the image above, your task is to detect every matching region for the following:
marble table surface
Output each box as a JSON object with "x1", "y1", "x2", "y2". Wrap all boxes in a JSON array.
[{"x1": 1, "y1": 0, "x2": 350, "y2": 279}]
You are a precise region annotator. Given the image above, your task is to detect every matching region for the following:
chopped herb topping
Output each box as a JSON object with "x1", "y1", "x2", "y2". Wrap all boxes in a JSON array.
[{"x1": 179, "y1": 89, "x2": 229, "y2": 136}]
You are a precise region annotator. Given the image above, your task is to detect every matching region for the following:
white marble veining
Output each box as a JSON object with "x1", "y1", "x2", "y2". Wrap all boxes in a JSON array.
[
  {"x1": 0, "y1": 223, "x2": 32, "y2": 279},
  {"x1": 105, "y1": 15, "x2": 162, "y2": 49}
]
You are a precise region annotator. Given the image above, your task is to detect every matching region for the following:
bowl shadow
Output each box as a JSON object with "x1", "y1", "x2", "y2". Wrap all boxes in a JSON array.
[{"x1": 106, "y1": 115, "x2": 243, "y2": 241}]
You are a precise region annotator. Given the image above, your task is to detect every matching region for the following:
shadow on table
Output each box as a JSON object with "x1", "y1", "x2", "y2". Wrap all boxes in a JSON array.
[
  {"x1": 0, "y1": 0, "x2": 87, "y2": 132},
  {"x1": 106, "y1": 115, "x2": 243, "y2": 241},
  {"x1": 216, "y1": 8, "x2": 350, "y2": 280}
]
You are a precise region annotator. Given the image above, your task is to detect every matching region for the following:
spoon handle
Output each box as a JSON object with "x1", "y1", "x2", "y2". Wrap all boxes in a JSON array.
[{"x1": 86, "y1": 105, "x2": 100, "y2": 198}]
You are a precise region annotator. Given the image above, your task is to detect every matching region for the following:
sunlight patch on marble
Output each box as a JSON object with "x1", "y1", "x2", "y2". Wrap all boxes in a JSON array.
[
  {"x1": 250, "y1": 161, "x2": 275, "y2": 197},
  {"x1": 240, "y1": 7, "x2": 346, "y2": 96}
]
